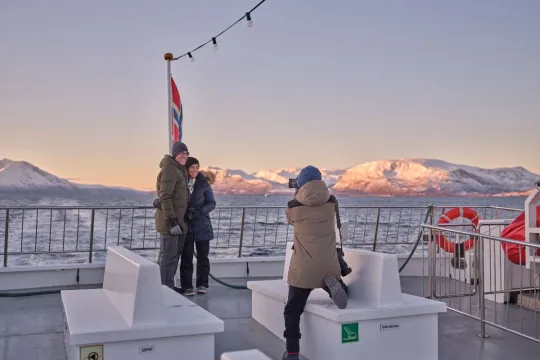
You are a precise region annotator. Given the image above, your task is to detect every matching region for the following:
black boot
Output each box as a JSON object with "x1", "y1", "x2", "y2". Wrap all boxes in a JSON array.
[{"x1": 282, "y1": 351, "x2": 306, "y2": 360}]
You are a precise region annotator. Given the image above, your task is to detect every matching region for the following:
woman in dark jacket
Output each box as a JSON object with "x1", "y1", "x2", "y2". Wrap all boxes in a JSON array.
[{"x1": 179, "y1": 157, "x2": 216, "y2": 296}]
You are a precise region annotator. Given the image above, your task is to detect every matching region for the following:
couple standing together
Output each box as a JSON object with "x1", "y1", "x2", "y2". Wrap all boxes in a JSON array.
[{"x1": 154, "y1": 141, "x2": 216, "y2": 296}]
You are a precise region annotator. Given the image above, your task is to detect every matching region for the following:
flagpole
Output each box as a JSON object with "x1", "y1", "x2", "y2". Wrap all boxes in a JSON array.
[{"x1": 164, "y1": 53, "x2": 174, "y2": 156}]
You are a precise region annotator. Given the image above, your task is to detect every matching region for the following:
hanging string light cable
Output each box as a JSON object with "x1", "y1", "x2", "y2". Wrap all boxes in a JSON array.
[{"x1": 171, "y1": 0, "x2": 268, "y2": 61}]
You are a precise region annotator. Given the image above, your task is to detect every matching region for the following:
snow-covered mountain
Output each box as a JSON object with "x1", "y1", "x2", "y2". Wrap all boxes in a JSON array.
[
  {"x1": 0, "y1": 159, "x2": 77, "y2": 191},
  {"x1": 1, "y1": 158, "x2": 538, "y2": 197},
  {"x1": 0, "y1": 159, "x2": 152, "y2": 200},
  {"x1": 252, "y1": 168, "x2": 345, "y2": 187},
  {"x1": 203, "y1": 167, "x2": 277, "y2": 194},
  {"x1": 332, "y1": 159, "x2": 539, "y2": 196}
]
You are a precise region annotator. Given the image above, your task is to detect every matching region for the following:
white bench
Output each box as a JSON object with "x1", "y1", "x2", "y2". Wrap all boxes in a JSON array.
[
  {"x1": 61, "y1": 246, "x2": 224, "y2": 360},
  {"x1": 220, "y1": 349, "x2": 271, "y2": 360},
  {"x1": 248, "y1": 243, "x2": 446, "y2": 360}
]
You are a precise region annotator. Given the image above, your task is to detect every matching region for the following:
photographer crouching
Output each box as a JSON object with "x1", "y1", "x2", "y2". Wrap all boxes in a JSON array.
[{"x1": 283, "y1": 165, "x2": 349, "y2": 360}]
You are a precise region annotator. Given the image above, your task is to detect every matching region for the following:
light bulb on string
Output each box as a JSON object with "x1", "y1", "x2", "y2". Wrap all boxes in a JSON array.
[
  {"x1": 246, "y1": 12, "x2": 254, "y2": 28},
  {"x1": 188, "y1": 52, "x2": 195, "y2": 62},
  {"x1": 212, "y1": 37, "x2": 218, "y2": 50}
]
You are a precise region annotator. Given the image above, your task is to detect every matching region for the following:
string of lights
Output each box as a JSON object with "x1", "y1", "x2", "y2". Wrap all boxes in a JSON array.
[{"x1": 171, "y1": 0, "x2": 268, "y2": 62}]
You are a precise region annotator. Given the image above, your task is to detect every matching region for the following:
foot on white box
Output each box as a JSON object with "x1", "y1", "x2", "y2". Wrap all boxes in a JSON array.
[{"x1": 324, "y1": 275, "x2": 347, "y2": 309}]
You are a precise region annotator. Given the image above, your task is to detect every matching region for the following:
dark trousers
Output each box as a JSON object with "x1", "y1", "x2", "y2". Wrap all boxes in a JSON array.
[
  {"x1": 157, "y1": 233, "x2": 186, "y2": 289},
  {"x1": 179, "y1": 232, "x2": 211, "y2": 289},
  {"x1": 283, "y1": 281, "x2": 348, "y2": 353}
]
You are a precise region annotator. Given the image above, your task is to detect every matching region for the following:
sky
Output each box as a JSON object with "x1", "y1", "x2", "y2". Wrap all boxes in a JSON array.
[{"x1": 0, "y1": 0, "x2": 539, "y2": 190}]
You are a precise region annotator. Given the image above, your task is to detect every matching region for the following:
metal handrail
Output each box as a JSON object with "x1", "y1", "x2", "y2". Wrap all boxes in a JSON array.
[
  {"x1": 423, "y1": 222, "x2": 540, "y2": 342},
  {"x1": 0, "y1": 205, "x2": 525, "y2": 268},
  {"x1": 0, "y1": 205, "x2": 524, "y2": 210},
  {"x1": 422, "y1": 224, "x2": 540, "y2": 249}
]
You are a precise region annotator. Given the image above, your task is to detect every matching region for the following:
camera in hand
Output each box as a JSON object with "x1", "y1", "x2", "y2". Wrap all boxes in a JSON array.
[
  {"x1": 337, "y1": 247, "x2": 352, "y2": 277},
  {"x1": 288, "y1": 178, "x2": 298, "y2": 189}
]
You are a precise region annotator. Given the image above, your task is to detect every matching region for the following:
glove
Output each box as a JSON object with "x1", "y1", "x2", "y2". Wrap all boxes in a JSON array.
[
  {"x1": 169, "y1": 218, "x2": 182, "y2": 235},
  {"x1": 153, "y1": 199, "x2": 161, "y2": 209},
  {"x1": 170, "y1": 225, "x2": 182, "y2": 235}
]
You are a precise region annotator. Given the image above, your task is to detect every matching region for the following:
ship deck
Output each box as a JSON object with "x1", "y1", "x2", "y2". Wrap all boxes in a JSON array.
[{"x1": 1, "y1": 276, "x2": 540, "y2": 360}]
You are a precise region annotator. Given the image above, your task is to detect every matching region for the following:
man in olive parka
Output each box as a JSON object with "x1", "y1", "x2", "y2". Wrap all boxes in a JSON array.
[{"x1": 155, "y1": 141, "x2": 190, "y2": 289}]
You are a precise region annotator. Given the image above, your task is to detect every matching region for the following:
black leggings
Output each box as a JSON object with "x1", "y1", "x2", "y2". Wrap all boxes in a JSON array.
[
  {"x1": 283, "y1": 281, "x2": 348, "y2": 353},
  {"x1": 179, "y1": 232, "x2": 210, "y2": 289}
]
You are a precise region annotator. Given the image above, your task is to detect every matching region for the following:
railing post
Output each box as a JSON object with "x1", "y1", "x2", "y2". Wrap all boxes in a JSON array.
[
  {"x1": 372, "y1": 208, "x2": 381, "y2": 252},
  {"x1": 238, "y1": 208, "x2": 246, "y2": 258},
  {"x1": 477, "y1": 231, "x2": 489, "y2": 338},
  {"x1": 88, "y1": 209, "x2": 95, "y2": 263},
  {"x1": 428, "y1": 227, "x2": 434, "y2": 299},
  {"x1": 3, "y1": 209, "x2": 9, "y2": 267}
]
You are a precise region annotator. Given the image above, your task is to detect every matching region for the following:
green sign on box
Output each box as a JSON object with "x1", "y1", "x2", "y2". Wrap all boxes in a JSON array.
[{"x1": 341, "y1": 322, "x2": 359, "y2": 343}]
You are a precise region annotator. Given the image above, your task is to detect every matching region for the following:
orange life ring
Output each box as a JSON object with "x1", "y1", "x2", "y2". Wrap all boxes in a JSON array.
[{"x1": 436, "y1": 207, "x2": 479, "y2": 253}]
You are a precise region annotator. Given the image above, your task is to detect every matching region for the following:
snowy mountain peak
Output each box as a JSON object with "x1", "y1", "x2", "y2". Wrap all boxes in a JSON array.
[
  {"x1": 252, "y1": 167, "x2": 346, "y2": 187},
  {"x1": 1, "y1": 158, "x2": 537, "y2": 196},
  {"x1": 333, "y1": 159, "x2": 539, "y2": 196},
  {"x1": 0, "y1": 159, "x2": 76, "y2": 190}
]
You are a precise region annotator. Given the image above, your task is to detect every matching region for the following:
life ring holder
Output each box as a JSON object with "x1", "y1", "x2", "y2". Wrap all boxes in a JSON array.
[{"x1": 436, "y1": 207, "x2": 480, "y2": 253}]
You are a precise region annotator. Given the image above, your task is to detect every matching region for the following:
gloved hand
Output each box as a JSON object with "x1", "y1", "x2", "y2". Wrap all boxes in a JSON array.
[
  {"x1": 169, "y1": 218, "x2": 182, "y2": 235},
  {"x1": 170, "y1": 225, "x2": 182, "y2": 235},
  {"x1": 187, "y1": 207, "x2": 196, "y2": 219}
]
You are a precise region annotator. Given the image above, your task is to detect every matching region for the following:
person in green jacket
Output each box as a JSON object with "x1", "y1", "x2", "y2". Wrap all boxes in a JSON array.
[{"x1": 155, "y1": 142, "x2": 190, "y2": 290}]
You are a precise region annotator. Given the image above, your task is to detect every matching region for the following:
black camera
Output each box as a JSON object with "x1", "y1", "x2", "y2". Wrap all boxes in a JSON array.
[
  {"x1": 337, "y1": 247, "x2": 352, "y2": 277},
  {"x1": 288, "y1": 178, "x2": 298, "y2": 189}
]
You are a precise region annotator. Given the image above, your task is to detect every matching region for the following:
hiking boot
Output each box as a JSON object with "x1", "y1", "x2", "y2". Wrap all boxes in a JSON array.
[
  {"x1": 197, "y1": 286, "x2": 207, "y2": 294},
  {"x1": 281, "y1": 351, "x2": 307, "y2": 360},
  {"x1": 282, "y1": 351, "x2": 307, "y2": 359},
  {"x1": 182, "y1": 288, "x2": 195, "y2": 296},
  {"x1": 324, "y1": 275, "x2": 347, "y2": 309}
]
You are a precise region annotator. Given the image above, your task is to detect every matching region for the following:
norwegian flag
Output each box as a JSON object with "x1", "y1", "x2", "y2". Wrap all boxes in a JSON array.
[{"x1": 171, "y1": 77, "x2": 183, "y2": 142}]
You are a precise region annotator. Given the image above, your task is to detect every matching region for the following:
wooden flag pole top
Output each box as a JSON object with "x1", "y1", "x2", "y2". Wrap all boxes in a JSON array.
[{"x1": 164, "y1": 53, "x2": 174, "y2": 61}]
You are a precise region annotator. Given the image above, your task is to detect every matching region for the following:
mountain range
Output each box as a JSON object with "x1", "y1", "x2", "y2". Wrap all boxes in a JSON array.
[{"x1": 0, "y1": 158, "x2": 538, "y2": 197}]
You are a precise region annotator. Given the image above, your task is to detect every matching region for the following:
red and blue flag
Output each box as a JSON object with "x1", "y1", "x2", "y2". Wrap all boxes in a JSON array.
[{"x1": 171, "y1": 77, "x2": 183, "y2": 142}]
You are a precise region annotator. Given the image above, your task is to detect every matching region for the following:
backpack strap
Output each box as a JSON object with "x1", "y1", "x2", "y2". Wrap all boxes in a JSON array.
[
  {"x1": 328, "y1": 195, "x2": 343, "y2": 249},
  {"x1": 287, "y1": 199, "x2": 304, "y2": 209}
]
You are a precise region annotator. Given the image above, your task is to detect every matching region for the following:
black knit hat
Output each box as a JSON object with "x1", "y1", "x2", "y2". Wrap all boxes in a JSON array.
[
  {"x1": 171, "y1": 142, "x2": 189, "y2": 158},
  {"x1": 186, "y1": 157, "x2": 199, "y2": 170}
]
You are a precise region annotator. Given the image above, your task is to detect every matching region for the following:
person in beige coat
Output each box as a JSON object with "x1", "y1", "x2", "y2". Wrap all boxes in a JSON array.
[{"x1": 282, "y1": 165, "x2": 348, "y2": 360}]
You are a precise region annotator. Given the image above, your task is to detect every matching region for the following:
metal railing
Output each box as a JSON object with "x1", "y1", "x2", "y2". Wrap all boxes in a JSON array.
[
  {"x1": 0, "y1": 205, "x2": 522, "y2": 267},
  {"x1": 423, "y1": 223, "x2": 540, "y2": 342}
]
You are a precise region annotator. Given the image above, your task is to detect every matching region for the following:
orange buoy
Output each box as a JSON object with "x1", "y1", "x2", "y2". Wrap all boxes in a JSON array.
[{"x1": 436, "y1": 207, "x2": 479, "y2": 253}]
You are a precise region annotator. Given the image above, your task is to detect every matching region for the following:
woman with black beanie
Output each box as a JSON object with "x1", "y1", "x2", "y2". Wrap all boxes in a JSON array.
[{"x1": 178, "y1": 157, "x2": 216, "y2": 296}]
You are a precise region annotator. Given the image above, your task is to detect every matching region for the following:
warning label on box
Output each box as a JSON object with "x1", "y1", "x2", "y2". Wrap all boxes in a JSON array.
[{"x1": 80, "y1": 345, "x2": 103, "y2": 360}]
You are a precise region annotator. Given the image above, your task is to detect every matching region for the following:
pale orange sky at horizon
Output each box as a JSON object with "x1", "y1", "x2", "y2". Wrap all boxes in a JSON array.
[{"x1": 2, "y1": 151, "x2": 539, "y2": 191}]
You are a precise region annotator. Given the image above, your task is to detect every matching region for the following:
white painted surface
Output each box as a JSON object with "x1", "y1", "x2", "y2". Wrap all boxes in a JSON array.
[
  {"x1": 249, "y1": 279, "x2": 444, "y2": 322},
  {"x1": 480, "y1": 221, "x2": 540, "y2": 303},
  {"x1": 102, "y1": 246, "x2": 167, "y2": 327},
  {"x1": 0, "y1": 263, "x2": 104, "y2": 291},
  {"x1": 0, "y1": 253, "x2": 436, "y2": 293},
  {"x1": 175, "y1": 256, "x2": 284, "y2": 284},
  {"x1": 286, "y1": 248, "x2": 405, "y2": 307},
  {"x1": 66, "y1": 333, "x2": 215, "y2": 360},
  {"x1": 220, "y1": 349, "x2": 271, "y2": 360},
  {"x1": 525, "y1": 187, "x2": 540, "y2": 269},
  {"x1": 250, "y1": 248, "x2": 445, "y2": 360},
  {"x1": 62, "y1": 246, "x2": 224, "y2": 360}
]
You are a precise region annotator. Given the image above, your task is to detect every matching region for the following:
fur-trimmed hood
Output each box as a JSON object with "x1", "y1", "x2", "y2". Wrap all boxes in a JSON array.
[{"x1": 199, "y1": 171, "x2": 216, "y2": 185}]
